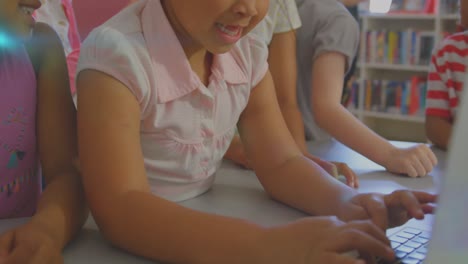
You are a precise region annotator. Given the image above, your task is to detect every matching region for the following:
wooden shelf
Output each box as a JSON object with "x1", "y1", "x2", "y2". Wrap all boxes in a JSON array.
[
  {"x1": 362, "y1": 111, "x2": 425, "y2": 123},
  {"x1": 362, "y1": 13, "x2": 437, "y2": 20},
  {"x1": 360, "y1": 63, "x2": 430, "y2": 72},
  {"x1": 439, "y1": 14, "x2": 459, "y2": 20}
]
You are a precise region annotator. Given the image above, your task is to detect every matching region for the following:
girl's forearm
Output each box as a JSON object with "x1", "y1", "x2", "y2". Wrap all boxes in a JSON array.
[
  {"x1": 93, "y1": 191, "x2": 266, "y2": 264},
  {"x1": 315, "y1": 104, "x2": 395, "y2": 166},
  {"x1": 32, "y1": 170, "x2": 88, "y2": 249},
  {"x1": 257, "y1": 155, "x2": 356, "y2": 217},
  {"x1": 279, "y1": 103, "x2": 309, "y2": 154}
]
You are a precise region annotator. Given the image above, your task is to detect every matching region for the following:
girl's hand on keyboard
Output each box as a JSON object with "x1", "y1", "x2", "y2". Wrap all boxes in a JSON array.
[
  {"x1": 261, "y1": 216, "x2": 395, "y2": 264},
  {"x1": 383, "y1": 190, "x2": 437, "y2": 228},
  {"x1": 342, "y1": 190, "x2": 437, "y2": 230}
]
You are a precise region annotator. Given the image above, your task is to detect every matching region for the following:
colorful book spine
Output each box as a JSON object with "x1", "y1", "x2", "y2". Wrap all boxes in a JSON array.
[
  {"x1": 364, "y1": 29, "x2": 434, "y2": 66},
  {"x1": 361, "y1": 77, "x2": 427, "y2": 116}
]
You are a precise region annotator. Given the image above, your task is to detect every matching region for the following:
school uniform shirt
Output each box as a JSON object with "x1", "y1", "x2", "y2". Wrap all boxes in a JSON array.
[
  {"x1": 426, "y1": 31, "x2": 468, "y2": 121},
  {"x1": 0, "y1": 46, "x2": 41, "y2": 219},
  {"x1": 295, "y1": 0, "x2": 360, "y2": 141},
  {"x1": 76, "y1": 0, "x2": 269, "y2": 202},
  {"x1": 250, "y1": 0, "x2": 302, "y2": 45}
]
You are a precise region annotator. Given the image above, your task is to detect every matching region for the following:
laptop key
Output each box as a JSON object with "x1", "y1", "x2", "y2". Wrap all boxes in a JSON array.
[
  {"x1": 416, "y1": 246, "x2": 428, "y2": 255},
  {"x1": 391, "y1": 241, "x2": 401, "y2": 249},
  {"x1": 403, "y1": 228, "x2": 422, "y2": 235},
  {"x1": 401, "y1": 257, "x2": 420, "y2": 264},
  {"x1": 395, "y1": 250, "x2": 408, "y2": 259},
  {"x1": 397, "y1": 232, "x2": 416, "y2": 239},
  {"x1": 404, "y1": 241, "x2": 422, "y2": 249},
  {"x1": 411, "y1": 237, "x2": 429, "y2": 244},
  {"x1": 419, "y1": 231, "x2": 431, "y2": 240},
  {"x1": 390, "y1": 236, "x2": 408, "y2": 244},
  {"x1": 396, "y1": 245, "x2": 414, "y2": 254},
  {"x1": 408, "y1": 252, "x2": 426, "y2": 260}
]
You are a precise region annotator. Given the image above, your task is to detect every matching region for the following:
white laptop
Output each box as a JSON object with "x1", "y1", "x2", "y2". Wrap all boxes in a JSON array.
[{"x1": 377, "y1": 78, "x2": 468, "y2": 264}]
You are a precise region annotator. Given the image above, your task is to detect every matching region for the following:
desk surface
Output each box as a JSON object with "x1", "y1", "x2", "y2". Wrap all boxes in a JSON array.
[{"x1": 0, "y1": 140, "x2": 447, "y2": 263}]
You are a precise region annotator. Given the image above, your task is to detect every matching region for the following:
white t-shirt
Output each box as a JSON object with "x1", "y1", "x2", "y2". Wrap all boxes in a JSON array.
[{"x1": 250, "y1": 0, "x2": 302, "y2": 45}]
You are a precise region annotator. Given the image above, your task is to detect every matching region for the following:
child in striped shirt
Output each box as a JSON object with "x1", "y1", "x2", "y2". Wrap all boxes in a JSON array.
[{"x1": 425, "y1": 0, "x2": 468, "y2": 150}]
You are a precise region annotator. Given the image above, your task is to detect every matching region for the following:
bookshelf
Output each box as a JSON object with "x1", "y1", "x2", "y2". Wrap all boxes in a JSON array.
[{"x1": 348, "y1": 10, "x2": 458, "y2": 142}]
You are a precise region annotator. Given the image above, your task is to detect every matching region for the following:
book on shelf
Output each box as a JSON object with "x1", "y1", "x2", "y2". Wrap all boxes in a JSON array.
[
  {"x1": 342, "y1": 78, "x2": 360, "y2": 110},
  {"x1": 345, "y1": 76, "x2": 428, "y2": 117},
  {"x1": 364, "y1": 29, "x2": 436, "y2": 66},
  {"x1": 440, "y1": 0, "x2": 459, "y2": 15},
  {"x1": 417, "y1": 31, "x2": 436, "y2": 65},
  {"x1": 388, "y1": 0, "x2": 436, "y2": 14}
]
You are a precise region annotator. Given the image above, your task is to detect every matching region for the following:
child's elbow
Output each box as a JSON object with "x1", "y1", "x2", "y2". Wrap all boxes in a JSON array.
[
  {"x1": 425, "y1": 117, "x2": 450, "y2": 150},
  {"x1": 86, "y1": 200, "x2": 125, "y2": 245},
  {"x1": 312, "y1": 103, "x2": 331, "y2": 129}
]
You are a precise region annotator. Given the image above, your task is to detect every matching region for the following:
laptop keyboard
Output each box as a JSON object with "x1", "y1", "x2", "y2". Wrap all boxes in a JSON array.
[{"x1": 378, "y1": 227, "x2": 431, "y2": 264}]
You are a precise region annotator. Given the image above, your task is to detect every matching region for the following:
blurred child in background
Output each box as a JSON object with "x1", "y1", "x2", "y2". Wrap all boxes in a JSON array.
[
  {"x1": 0, "y1": 0, "x2": 87, "y2": 263},
  {"x1": 425, "y1": 0, "x2": 468, "y2": 149},
  {"x1": 295, "y1": 0, "x2": 437, "y2": 178},
  {"x1": 224, "y1": 0, "x2": 359, "y2": 187}
]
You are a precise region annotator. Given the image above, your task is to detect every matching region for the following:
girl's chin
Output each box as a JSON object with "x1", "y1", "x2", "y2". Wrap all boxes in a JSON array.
[{"x1": 15, "y1": 27, "x2": 34, "y2": 42}]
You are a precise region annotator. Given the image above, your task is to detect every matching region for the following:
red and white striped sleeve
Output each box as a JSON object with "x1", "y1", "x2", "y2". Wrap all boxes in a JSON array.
[{"x1": 426, "y1": 33, "x2": 468, "y2": 119}]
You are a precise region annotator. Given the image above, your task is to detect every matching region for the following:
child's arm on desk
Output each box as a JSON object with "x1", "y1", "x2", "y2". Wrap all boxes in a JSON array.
[
  {"x1": 0, "y1": 23, "x2": 88, "y2": 264},
  {"x1": 240, "y1": 70, "x2": 437, "y2": 229},
  {"x1": 310, "y1": 52, "x2": 437, "y2": 177},
  {"x1": 77, "y1": 70, "x2": 398, "y2": 264},
  {"x1": 77, "y1": 70, "x2": 268, "y2": 263},
  {"x1": 268, "y1": 28, "x2": 358, "y2": 188},
  {"x1": 224, "y1": 29, "x2": 358, "y2": 187}
]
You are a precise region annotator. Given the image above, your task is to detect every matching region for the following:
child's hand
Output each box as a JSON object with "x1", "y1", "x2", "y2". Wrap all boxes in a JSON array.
[
  {"x1": 306, "y1": 154, "x2": 359, "y2": 188},
  {"x1": 384, "y1": 145, "x2": 438, "y2": 177},
  {"x1": 341, "y1": 190, "x2": 437, "y2": 230},
  {"x1": 261, "y1": 217, "x2": 395, "y2": 264},
  {"x1": 0, "y1": 221, "x2": 63, "y2": 264}
]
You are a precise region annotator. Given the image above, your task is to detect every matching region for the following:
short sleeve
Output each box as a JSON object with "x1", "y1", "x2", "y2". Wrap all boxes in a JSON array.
[
  {"x1": 310, "y1": 11, "x2": 359, "y2": 73},
  {"x1": 425, "y1": 46, "x2": 451, "y2": 118},
  {"x1": 273, "y1": 0, "x2": 302, "y2": 34},
  {"x1": 77, "y1": 27, "x2": 149, "y2": 108},
  {"x1": 247, "y1": 35, "x2": 270, "y2": 88}
]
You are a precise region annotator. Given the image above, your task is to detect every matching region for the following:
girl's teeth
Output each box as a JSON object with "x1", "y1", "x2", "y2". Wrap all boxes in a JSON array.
[
  {"x1": 20, "y1": 6, "x2": 35, "y2": 15},
  {"x1": 216, "y1": 23, "x2": 239, "y2": 36}
]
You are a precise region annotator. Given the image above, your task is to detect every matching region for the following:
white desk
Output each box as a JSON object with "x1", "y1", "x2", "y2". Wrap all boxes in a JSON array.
[{"x1": 0, "y1": 140, "x2": 447, "y2": 263}]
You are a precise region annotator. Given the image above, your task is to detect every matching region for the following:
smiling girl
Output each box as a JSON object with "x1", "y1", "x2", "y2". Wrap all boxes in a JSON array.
[{"x1": 76, "y1": 1, "x2": 436, "y2": 263}]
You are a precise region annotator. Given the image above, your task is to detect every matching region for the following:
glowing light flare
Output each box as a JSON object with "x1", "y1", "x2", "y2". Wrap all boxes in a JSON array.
[{"x1": 0, "y1": 32, "x2": 14, "y2": 48}]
